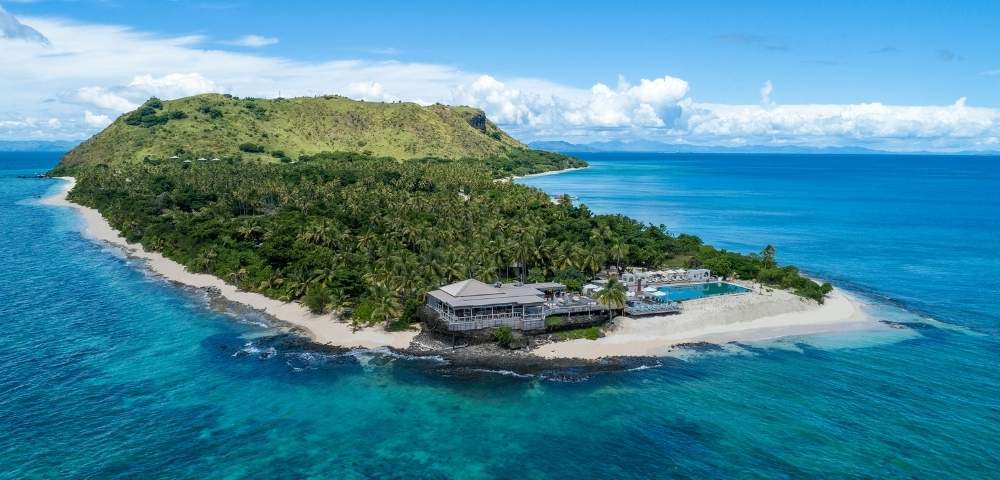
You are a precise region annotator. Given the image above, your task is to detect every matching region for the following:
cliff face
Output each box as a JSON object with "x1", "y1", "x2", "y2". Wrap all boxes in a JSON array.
[{"x1": 58, "y1": 94, "x2": 527, "y2": 168}]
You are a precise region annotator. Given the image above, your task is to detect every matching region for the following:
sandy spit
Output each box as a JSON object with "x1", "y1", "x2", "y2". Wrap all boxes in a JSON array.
[
  {"x1": 42, "y1": 177, "x2": 418, "y2": 350},
  {"x1": 532, "y1": 284, "x2": 878, "y2": 360}
]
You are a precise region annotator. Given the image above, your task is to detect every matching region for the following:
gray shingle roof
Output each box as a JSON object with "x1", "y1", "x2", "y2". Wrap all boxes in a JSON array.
[{"x1": 428, "y1": 279, "x2": 550, "y2": 308}]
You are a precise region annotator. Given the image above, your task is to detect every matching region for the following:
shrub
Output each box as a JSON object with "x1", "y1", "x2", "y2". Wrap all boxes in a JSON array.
[
  {"x1": 198, "y1": 104, "x2": 224, "y2": 119},
  {"x1": 239, "y1": 143, "x2": 265, "y2": 153},
  {"x1": 351, "y1": 298, "x2": 376, "y2": 323},
  {"x1": 493, "y1": 326, "x2": 513, "y2": 348},
  {"x1": 302, "y1": 287, "x2": 331, "y2": 314}
]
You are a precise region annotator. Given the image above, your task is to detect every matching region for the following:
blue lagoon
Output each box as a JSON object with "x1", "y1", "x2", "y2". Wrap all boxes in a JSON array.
[{"x1": 3, "y1": 152, "x2": 999, "y2": 478}]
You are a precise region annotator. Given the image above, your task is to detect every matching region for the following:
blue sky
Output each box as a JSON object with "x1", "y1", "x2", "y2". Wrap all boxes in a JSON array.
[{"x1": 2, "y1": 0, "x2": 999, "y2": 151}]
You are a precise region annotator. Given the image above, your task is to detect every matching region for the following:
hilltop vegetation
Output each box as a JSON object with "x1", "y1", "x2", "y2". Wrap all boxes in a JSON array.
[
  {"x1": 59, "y1": 94, "x2": 528, "y2": 168},
  {"x1": 53, "y1": 94, "x2": 830, "y2": 329}
]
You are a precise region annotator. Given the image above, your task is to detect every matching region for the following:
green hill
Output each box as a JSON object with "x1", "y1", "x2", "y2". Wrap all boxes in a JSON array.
[{"x1": 58, "y1": 94, "x2": 528, "y2": 168}]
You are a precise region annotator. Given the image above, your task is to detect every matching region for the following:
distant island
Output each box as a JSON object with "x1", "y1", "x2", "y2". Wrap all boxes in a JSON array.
[
  {"x1": 47, "y1": 94, "x2": 852, "y2": 366},
  {"x1": 0, "y1": 140, "x2": 80, "y2": 152}
]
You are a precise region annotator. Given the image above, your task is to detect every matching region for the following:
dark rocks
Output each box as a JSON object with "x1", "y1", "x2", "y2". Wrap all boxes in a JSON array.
[{"x1": 466, "y1": 111, "x2": 487, "y2": 132}]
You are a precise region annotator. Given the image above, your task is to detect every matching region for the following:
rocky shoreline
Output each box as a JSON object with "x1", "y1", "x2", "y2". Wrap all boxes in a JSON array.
[{"x1": 187, "y1": 278, "x2": 648, "y2": 377}]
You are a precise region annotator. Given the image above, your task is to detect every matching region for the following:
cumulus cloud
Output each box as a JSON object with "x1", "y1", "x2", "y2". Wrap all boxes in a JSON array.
[
  {"x1": 74, "y1": 86, "x2": 138, "y2": 112},
  {"x1": 128, "y1": 73, "x2": 222, "y2": 99},
  {"x1": 1, "y1": 13, "x2": 998, "y2": 151},
  {"x1": 83, "y1": 110, "x2": 111, "y2": 128},
  {"x1": 679, "y1": 97, "x2": 1000, "y2": 150},
  {"x1": 222, "y1": 35, "x2": 278, "y2": 47},
  {"x1": 453, "y1": 74, "x2": 688, "y2": 129},
  {"x1": 626, "y1": 76, "x2": 688, "y2": 104},
  {"x1": 345, "y1": 81, "x2": 393, "y2": 101}
]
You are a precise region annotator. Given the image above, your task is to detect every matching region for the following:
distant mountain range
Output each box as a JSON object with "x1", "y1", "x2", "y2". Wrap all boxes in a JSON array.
[
  {"x1": 0, "y1": 140, "x2": 79, "y2": 152},
  {"x1": 528, "y1": 140, "x2": 1000, "y2": 156}
]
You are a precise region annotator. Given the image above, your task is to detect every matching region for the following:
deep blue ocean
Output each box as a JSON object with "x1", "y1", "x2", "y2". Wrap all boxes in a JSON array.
[{"x1": 2, "y1": 151, "x2": 998, "y2": 479}]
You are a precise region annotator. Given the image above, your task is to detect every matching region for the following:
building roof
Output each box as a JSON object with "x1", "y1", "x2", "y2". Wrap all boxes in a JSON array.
[
  {"x1": 524, "y1": 282, "x2": 566, "y2": 291},
  {"x1": 429, "y1": 279, "x2": 550, "y2": 308}
]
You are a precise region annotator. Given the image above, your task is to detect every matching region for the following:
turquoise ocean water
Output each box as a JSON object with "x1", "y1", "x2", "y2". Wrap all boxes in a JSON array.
[{"x1": 2, "y1": 152, "x2": 998, "y2": 478}]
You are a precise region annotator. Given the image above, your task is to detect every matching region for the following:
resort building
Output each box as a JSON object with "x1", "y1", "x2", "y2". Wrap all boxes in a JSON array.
[
  {"x1": 426, "y1": 279, "x2": 560, "y2": 331},
  {"x1": 624, "y1": 268, "x2": 712, "y2": 285}
]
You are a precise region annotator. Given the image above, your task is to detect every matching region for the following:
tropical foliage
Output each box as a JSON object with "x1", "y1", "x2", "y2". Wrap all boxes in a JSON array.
[
  {"x1": 594, "y1": 277, "x2": 628, "y2": 321},
  {"x1": 53, "y1": 149, "x2": 829, "y2": 327}
]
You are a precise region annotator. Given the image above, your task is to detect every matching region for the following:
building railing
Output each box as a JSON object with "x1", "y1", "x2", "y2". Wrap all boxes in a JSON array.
[
  {"x1": 545, "y1": 304, "x2": 607, "y2": 315},
  {"x1": 624, "y1": 302, "x2": 682, "y2": 316},
  {"x1": 428, "y1": 303, "x2": 546, "y2": 331}
]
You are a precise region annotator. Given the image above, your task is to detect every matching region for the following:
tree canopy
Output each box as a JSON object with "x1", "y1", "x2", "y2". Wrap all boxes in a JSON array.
[{"x1": 56, "y1": 150, "x2": 830, "y2": 328}]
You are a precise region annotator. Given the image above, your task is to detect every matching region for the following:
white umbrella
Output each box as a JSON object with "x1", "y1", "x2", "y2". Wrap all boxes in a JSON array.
[
  {"x1": 651, "y1": 291, "x2": 667, "y2": 297},
  {"x1": 642, "y1": 286, "x2": 658, "y2": 293}
]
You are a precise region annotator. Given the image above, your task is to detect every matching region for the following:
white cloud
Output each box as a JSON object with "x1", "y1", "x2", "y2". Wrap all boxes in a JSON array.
[
  {"x1": 74, "y1": 86, "x2": 138, "y2": 112},
  {"x1": 345, "y1": 81, "x2": 393, "y2": 101},
  {"x1": 83, "y1": 110, "x2": 111, "y2": 128},
  {"x1": 128, "y1": 73, "x2": 221, "y2": 99},
  {"x1": 47, "y1": 117, "x2": 61, "y2": 128},
  {"x1": 679, "y1": 97, "x2": 1000, "y2": 150},
  {"x1": 626, "y1": 76, "x2": 688, "y2": 105},
  {"x1": 0, "y1": 12, "x2": 998, "y2": 152},
  {"x1": 222, "y1": 35, "x2": 278, "y2": 48},
  {"x1": 760, "y1": 80, "x2": 774, "y2": 106}
]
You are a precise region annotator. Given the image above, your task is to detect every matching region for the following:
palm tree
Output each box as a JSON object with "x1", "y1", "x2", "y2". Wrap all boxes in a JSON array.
[
  {"x1": 369, "y1": 287, "x2": 402, "y2": 324},
  {"x1": 594, "y1": 276, "x2": 627, "y2": 322},
  {"x1": 609, "y1": 241, "x2": 629, "y2": 274},
  {"x1": 761, "y1": 244, "x2": 776, "y2": 268}
]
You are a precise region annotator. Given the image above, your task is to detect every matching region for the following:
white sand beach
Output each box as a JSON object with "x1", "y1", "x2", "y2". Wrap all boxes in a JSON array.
[
  {"x1": 532, "y1": 285, "x2": 877, "y2": 359},
  {"x1": 497, "y1": 166, "x2": 588, "y2": 183},
  {"x1": 44, "y1": 176, "x2": 877, "y2": 360},
  {"x1": 42, "y1": 177, "x2": 419, "y2": 350}
]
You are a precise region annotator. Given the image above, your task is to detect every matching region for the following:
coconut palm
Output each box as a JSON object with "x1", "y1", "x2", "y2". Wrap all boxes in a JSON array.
[
  {"x1": 761, "y1": 244, "x2": 777, "y2": 268},
  {"x1": 609, "y1": 241, "x2": 629, "y2": 274},
  {"x1": 594, "y1": 276, "x2": 627, "y2": 322},
  {"x1": 369, "y1": 287, "x2": 402, "y2": 324}
]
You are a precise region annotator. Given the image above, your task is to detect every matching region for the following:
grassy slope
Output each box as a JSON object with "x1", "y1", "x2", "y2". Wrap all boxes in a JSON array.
[{"x1": 59, "y1": 94, "x2": 527, "y2": 168}]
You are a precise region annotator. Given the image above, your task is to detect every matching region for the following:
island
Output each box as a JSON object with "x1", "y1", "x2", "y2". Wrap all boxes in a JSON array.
[{"x1": 46, "y1": 94, "x2": 869, "y2": 369}]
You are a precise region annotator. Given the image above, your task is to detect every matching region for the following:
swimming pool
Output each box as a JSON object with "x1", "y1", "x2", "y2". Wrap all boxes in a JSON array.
[{"x1": 655, "y1": 282, "x2": 750, "y2": 302}]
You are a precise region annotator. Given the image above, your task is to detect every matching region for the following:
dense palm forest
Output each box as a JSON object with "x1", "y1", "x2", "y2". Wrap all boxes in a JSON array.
[{"x1": 54, "y1": 151, "x2": 830, "y2": 329}]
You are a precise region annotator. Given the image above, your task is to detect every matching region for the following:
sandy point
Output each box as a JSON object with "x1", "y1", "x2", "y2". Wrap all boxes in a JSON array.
[{"x1": 532, "y1": 284, "x2": 878, "y2": 360}]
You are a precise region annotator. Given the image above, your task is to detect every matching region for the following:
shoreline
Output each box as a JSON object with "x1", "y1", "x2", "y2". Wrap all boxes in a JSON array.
[
  {"x1": 43, "y1": 176, "x2": 885, "y2": 365},
  {"x1": 498, "y1": 166, "x2": 588, "y2": 183},
  {"x1": 532, "y1": 283, "x2": 880, "y2": 360},
  {"x1": 41, "y1": 177, "x2": 419, "y2": 350}
]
